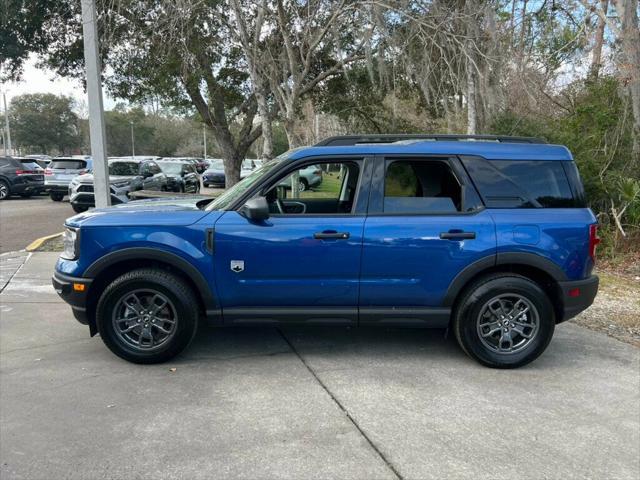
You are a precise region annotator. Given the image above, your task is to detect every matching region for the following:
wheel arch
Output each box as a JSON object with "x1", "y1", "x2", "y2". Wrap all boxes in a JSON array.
[
  {"x1": 83, "y1": 248, "x2": 218, "y2": 333},
  {"x1": 444, "y1": 253, "x2": 565, "y2": 322}
]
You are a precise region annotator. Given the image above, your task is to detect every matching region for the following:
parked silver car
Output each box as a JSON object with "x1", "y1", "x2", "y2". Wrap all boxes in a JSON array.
[
  {"x1": 45, "y1": 156, "x2": 92, "y2": 201},
  {"x1": 278, "y1": 164, "x2": 323, "y2": 191}
]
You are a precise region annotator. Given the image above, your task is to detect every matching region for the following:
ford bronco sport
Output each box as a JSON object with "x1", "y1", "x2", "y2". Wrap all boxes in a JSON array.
[{"x1": 52, "y1": 135, "x2": 599, "y2": 368}]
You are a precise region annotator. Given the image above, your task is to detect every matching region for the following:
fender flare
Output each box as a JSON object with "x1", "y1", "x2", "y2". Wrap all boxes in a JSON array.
[
  {"x1": 84, "y1": 247, "x2": 217, "y2": 310},
  {"x1": 442, "y1": 252, "x2": 567, "y2": 307}
]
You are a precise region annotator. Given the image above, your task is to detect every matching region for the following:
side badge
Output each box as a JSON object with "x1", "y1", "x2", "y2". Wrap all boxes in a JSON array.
[{"x1": 230, "y1": 260, "x2": 244, "y2": 273}]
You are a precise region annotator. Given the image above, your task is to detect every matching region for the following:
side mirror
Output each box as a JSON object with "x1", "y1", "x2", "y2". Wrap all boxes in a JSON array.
[{"x1": 239, "y1": 196, "x2": 270, "y2": 221}]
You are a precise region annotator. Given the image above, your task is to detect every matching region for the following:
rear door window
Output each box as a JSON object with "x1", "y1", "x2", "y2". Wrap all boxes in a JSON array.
[
  {"x1": 384, "y1": 160, "x2": 462, "y2": 213},
  {"x1": 50, "y1": 160, "x2": 87, "y2": 170}
]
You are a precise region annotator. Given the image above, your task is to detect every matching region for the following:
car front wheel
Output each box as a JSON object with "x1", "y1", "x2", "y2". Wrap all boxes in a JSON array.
[
  {"x1": 96, "y1": 269, "x2": 199, "y2": 364},
  {"x1": 453, "y1": 273, "x2": 555, "y2": 368},
  {"x1": 71, "y1": 204, "x2": 87, "y2": 213},
  {"x1": 50, "y1": 192, "x2": 64, "y2": 201}
]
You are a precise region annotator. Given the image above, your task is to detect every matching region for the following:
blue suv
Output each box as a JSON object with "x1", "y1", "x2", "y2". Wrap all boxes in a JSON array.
[{"x1": 52, "y1": 135, "x2": 599, "y2": 368}]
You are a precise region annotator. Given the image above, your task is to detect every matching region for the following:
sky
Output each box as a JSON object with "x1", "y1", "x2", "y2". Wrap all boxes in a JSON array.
[{"x1": 1, "y1": 54, "x2": 116, "y2": 112}]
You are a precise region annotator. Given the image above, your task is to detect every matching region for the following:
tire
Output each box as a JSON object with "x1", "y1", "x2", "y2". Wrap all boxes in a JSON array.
[
  {"x1": 299, "y1": 179, "x2": 308, "y2": 192},
  {"x1": 0, "y1": 180, "x2": 10, "y2": 200},
  {"x1": 50, "y1": 192, "x2": 64, "y2": 201},
  {"x1": 203, "y1": 183, "x2": 209, "y2": 188},
  {"x1": 453, "y1": 273, "x2": 555, "y2": 369},
  {"x1": 71, "y1": 204, "x2": 88, "y2": 213},
  {"x1": 96, "y1": 269, "x2": 199, "y2": 364}
]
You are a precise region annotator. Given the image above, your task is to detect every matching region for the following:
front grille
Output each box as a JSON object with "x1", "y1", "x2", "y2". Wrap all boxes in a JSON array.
[{"x1": 78, "y1": 185, "x2": 94, "y2": 193}]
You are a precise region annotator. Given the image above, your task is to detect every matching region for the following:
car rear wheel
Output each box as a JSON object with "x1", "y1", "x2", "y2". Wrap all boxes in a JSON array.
[
  {"x1": 0, "y1": 180, "x2": 10, "y2": 200},
  {"x1": 50, "y1": 192, "x2": 64, "y2": 201},
  {"x1": 298, "y1": 179, "x2": 308, "y2": 192},
  {"x1": 453, "y1": 274, "x2": 555, "y2": 368},
  {"x1": 96, "y1": 269, "x2": 199, "y2": 364}
]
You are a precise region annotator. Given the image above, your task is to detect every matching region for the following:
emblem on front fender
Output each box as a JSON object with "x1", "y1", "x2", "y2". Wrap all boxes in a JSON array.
[{"x1": 230, "y1": 260, "x2": 244, "y2": 273}]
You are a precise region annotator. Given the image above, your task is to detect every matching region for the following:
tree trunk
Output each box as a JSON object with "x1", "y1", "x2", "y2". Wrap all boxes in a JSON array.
[
  {"x1": 616, "y1": 0, "x2": 640, "y2": 158},
  {"x1": 283, "y1": 115, "x2": 304, "y2": 149},
  {"x1": 466, "y1": 67, "x2": 477, "y2": 135},
  {"x1": 590, "y1": 0, "x2": 608, "y2": 78},
  {"x1": 255, "y1": 87, "x2": 274, "y2": 161}
]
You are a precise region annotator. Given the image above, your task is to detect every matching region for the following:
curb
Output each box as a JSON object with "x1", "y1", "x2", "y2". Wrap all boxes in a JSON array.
[{"x1": 25, "y1": 232, "x2": 63, "y2": 252}]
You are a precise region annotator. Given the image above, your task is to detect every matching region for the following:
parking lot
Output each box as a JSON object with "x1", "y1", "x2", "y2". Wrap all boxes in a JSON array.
[
  {"x1": 1, "y1": 251, "x2": 638, "y2": 480},
  {"x1": 0, "y1": 185, "x2": 223, "y2": 254}
]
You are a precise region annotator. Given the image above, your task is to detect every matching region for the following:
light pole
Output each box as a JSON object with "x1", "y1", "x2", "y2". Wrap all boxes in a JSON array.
[
  {"x1": 2, "y1": 90, "x2": 11, "y2": 156},
  {"x1": 130, "y1": 121, "x2": 135, "y2": 159},
  {"x1": 202, "y1": 124, "x2": 207, "y2": 160},
  {"x1": 80, "y1": 0, "x2": 110, "y2": 207}
]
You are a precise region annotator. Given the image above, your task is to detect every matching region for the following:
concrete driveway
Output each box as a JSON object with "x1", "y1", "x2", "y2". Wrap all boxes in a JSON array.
[{"x1": 1, "y1": 252, "x2": 639, "y2": 480}]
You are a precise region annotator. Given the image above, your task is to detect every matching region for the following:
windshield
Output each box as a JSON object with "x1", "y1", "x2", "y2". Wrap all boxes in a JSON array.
[
  {"x1": 206, "y1": 157, "x2": 286, "y2": 211},
  {"x1": 158, "y1": 162, "x2": 183, "y2": 175},
  {"x1": 109, "y1": 161, "x2": 139, "y2": 176}
]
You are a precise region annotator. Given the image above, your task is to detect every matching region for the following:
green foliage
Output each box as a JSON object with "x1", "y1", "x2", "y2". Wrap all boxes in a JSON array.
[{"x1": 9, "y1": 93, "x2": 81, "y2": 154}]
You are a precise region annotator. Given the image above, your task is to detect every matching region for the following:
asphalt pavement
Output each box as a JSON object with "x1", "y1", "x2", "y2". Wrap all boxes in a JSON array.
[
  {"x1": 1, "y1": 252, "x2": 639, "y2": 480},
  {"x1": 0, "y1": 195, "x2": 72, "y2": 253}
]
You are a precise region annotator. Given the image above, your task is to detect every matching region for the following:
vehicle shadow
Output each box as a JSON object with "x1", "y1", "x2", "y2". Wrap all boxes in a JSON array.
[{"x1": 183, "y1": 323, "x2": 466, "y2": 365}]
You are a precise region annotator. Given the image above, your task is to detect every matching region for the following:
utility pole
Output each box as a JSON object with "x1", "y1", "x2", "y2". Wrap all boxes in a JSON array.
[
  {"x1": 2, "y1": 91, "x2": 11, "y2": 156},
  {"x1": 80, "y1": 0, "x2": 110, "y2": 208},
  {"x1": 203, "y1": 124, "x2": 207, "y2": 160},
  {"x1": 130, "y1": 121, "x2": 135, "y2": 159}
]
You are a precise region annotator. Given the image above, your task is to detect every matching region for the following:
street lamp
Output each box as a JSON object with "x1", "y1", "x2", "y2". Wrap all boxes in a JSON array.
[{"x1": 130, "y1": 121, "x2": 135, "y2": 159}]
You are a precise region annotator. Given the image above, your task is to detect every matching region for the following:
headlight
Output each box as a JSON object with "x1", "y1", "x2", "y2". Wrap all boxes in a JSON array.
[{"x1": 60, "y1": 227, "x2": 79, "y2": 260}]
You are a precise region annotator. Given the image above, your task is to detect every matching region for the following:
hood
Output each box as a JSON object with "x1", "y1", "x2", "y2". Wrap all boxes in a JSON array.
[
  {"x1": 66, "y1": 196, "x2": 216, "y2": 227},
  {"x1": 75, "y1": 173, "x2": 138, "y2": 184}
]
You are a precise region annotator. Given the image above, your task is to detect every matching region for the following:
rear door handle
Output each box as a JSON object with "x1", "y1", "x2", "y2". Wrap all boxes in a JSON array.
[
  {"x1": 314, "y1": 231, "x2": 350, "y2": 240},
  {"x1": 440, "y1": 231, "x2": 476, "y2": 240}
]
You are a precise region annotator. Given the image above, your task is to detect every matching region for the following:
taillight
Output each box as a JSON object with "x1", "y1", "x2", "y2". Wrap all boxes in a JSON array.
[
  {"x1": 45, "y1": 168, "x2": 53, "y2": 175},
  {"x1": 16, "y1": 169, "x2": 38, "y2": 175},
  {"x1": 589, "y1": 224, "x2": 600, "y2": 262}
]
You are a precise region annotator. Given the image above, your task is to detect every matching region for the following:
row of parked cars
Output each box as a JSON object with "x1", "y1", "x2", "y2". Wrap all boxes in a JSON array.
[{"x1": 0, "y1": 155, "x2": 237, "y2": 210}]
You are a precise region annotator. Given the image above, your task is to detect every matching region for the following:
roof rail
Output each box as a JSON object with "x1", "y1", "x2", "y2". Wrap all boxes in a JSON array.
[{"x1": 315, "y1": 134, "x2": 547, "y2": 146}]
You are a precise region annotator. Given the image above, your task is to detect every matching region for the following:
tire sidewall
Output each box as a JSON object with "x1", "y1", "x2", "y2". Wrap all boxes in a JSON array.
[
  {"x1": 457, "y1": 277, "x2": 555, "y2": 368},
  {"x1": 97, "y1": 274, "x2": 197, "y2": 363},
  {"x1": 0, "y1": 180, "x2": 9, "y2": 200}
]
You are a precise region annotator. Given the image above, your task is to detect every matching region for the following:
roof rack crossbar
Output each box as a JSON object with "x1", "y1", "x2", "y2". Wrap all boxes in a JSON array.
[{"x1": 315, "y1": 134, "x2": 547, "y2": 146}]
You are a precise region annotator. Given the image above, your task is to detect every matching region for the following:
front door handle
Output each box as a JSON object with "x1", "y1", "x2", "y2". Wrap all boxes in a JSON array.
[
  {"x1": 440, "y1": 231, "x2": 476, "y2": 240},
  {"x1": 314, "y1": 231, "x2": 350, "y2": 240}
]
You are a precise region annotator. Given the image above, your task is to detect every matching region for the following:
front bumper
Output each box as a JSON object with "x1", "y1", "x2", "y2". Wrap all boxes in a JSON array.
[
  {"x1": 558, "y1": 275, "x2": 599, "y2": 322},
  {"x1": 52, "y1": 271, "x2": 95, "y2": 333},
  {"x1": 69, "y1": 184, "x2": 129, "y2": 208}
]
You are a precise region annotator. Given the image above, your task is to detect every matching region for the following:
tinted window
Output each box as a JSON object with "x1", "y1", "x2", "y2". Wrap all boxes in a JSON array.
[
  {"x1": 50, "y1": 160, "x2": 87, "y2": 170},
  {"x1": 18, "y1": 160, "x2": 42, "y2": 170},
  {"x1": 0, "y1": 158, "x2": 9, "y2": 168},
  {"x1": 462, "y1": 157, "x2": 575, "y2": 208},
  {"x1": 109, "y1": 162, "x2": 139, "y2": 176},
  {"x1": 384, "y1": 160, "x2": 461, "y2": 213}
]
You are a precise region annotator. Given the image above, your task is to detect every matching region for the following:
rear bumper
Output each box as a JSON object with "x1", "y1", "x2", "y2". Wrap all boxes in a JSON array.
[
  {"x1": 558, "y1": 275, "x2": 599, "y2": 322},
  {"x1": 10, "y1": 182, "x2": 44, "y2": 195},
  {"x1": 52, "y1": 271, "x2": 95, "y2": 333}
]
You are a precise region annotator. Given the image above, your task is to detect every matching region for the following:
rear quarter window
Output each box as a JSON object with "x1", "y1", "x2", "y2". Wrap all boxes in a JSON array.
[{"x1": 462, "y1": 157, "x2": 578, "y2": 208}]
